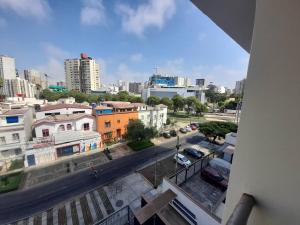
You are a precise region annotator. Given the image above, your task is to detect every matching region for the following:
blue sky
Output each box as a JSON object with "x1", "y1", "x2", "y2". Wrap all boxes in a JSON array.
[{"x1": 0, "y1": 0, "x2": 249, "y2": 88}]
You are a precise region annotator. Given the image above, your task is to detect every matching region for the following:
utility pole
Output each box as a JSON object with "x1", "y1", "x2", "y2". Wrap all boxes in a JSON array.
[{"x1": 175, "y1": 135, "x2": 181, "y2": 172}]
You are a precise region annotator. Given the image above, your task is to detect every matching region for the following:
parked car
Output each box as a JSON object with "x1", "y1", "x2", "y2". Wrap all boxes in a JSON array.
[
  {"x1": 185, "y1": 126, "x2": 192, "y2": 132},
  {"x1": 179, "y1": 128, "x2": 187, "y2": 133},
  {"x1": 190, "y1": 123, "x2": 199, "y2": 128},
  {"x1": 170, "y1": 130, "x2": 177, "y2": 137},
  {"x1": 201, "y1": 166, "x2": 228, "y2": 191},
  {"x1": 190, "y1": 124, "x2": 198, "y2": 130},
  {"x1": 174, "y1": 153, "x2": 192, "y2": 167},
  {"x1": 162, "y1": 131, "x2": 171, "y2": 138},
  {"x1": 183, "y1": 148, "x2": 204, "y2": 159}
]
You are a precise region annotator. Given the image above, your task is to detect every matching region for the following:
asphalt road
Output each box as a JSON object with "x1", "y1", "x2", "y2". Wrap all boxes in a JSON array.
[{"x1": 0, "y1": 133, "x2": 204, "y2": 224}]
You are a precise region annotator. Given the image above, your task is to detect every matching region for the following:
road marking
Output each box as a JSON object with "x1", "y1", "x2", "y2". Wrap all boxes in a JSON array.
[
  {"x1": 28, "y1": 217, "x2": 33, "y2": 225},
  {"x1": 86, "y1": 193, "x2": 97, "y2": 222},
  {"x1": 93, "y1": 190, "x2": 108, "y2": 218},
  {"x1": 75, "y1": 200, "x2": 84, "y2": 225},
  {"x1": 52, "y1": 207, "x2": 58, "y2": 225},
  {"x1": 65, "y1": 202, "x2": 72, "y2": 225},
  {"x1": 41, "y1": 211, "x2": 47, "y2": 225}
]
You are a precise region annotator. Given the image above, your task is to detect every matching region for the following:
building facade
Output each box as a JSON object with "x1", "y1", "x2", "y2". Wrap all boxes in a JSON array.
[
  {"x1": 24, "y1": 69, "x2": 48, "y2": 90},
  {"x1": 4, "y1": 78, "x2": 37, "y2": 98},
  {"x1": 129, "y1": 82, "x2": 142, "y2": 94},
  {"x1": 0, "y1": 109, "x2": 33, "y2": 163},
  {"x1": 24, "y1": 113, "x2": 100, "y2": 167},
  {"x1": 93, "y1": 102, "x2": 138, "y2": 143},
  {"x1": 133, "y1": 103, "x2": 168, "y2": 131},
  {"x1": 234, "y1": 79, "x2": 246, "y2": 95},
  {"x1": 196, "y1": 78, "x2": 206, "y2": 87},
  {"x1": 0, "y1": 55, "x2": 16, "y2": 80}
]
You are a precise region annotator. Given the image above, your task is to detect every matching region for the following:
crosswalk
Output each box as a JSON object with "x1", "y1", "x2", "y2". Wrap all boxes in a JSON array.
[{"x1": 9, "y1": 173, "x2": 154, "y2": 225}]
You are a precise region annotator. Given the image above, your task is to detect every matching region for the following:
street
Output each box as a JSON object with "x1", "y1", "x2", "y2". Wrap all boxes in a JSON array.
[{"x1": 0, "y1": 133, "x2": 204, "y2": 224}]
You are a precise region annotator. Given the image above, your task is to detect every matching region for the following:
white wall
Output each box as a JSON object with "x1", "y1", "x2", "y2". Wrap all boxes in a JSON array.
[
  {"x1": 224, "y1": 133, "x2": 237, "y2": 146},
  {"x1": 162, "y1": 179, "x2": 220, "y2": 225},
  {"x1": 223, "y1": 1, "x2": 300, "y2": 224}
]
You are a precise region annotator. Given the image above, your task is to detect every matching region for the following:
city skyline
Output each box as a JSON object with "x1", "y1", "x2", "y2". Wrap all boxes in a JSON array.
[{"x1": 0, "y1": 0, "x2": 249, "y2": 88}]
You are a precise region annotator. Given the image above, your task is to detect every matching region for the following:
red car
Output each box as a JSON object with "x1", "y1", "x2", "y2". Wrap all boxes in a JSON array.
[
  {"x1": 201, "y1": 166, "x2": 228, "y2": 191},
  {"x1": 190, "y1": 124, "x2": 198, "y2": 130}
]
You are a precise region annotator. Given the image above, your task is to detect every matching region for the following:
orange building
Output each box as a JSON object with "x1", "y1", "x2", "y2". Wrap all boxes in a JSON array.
[{"x1": 93, "y1": 102, "x2": 138, "y2": 143}]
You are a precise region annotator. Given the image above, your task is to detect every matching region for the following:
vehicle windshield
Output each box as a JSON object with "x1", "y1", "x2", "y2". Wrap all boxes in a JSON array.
[{"x1": 181, "y1": 156, "x2": 188, "y2": 162}]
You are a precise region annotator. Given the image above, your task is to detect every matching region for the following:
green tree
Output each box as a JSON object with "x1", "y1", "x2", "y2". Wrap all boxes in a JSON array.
[
  {"x1": 199, "y1": 121, "x2": 238, "y2": 142},
  {"x1": 147, "y1": 96, "x2": 160, "y2": 106},
  {"x1": 126, "y1": 119, "x2": 157, "y2": 141},
  {"x1": 195, "y1": 101, "x2": 208, "y2": 116},
  {"x1": 185, "y1": 96, "x2": 198, "y2": 115},
  {"x1": 172, "y1": 95, "x2": 185, "y2": 113},
  {"x1": 117, "y1": 91, "x2": 130, "y2": 101},
  {"x1": 130, "y1": 96, "x2": 144, "y2": 103},
  {"x1": 160, "y1": 97, "x2": 173, "y2": 109}
]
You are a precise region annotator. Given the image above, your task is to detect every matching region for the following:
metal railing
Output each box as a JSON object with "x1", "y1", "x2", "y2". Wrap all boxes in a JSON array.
[
  {"x1": 93, "y1": 205, "x2": 134, "y2": 225},
  {"x1": 169, "y1": 151, "x2": 217, "y2": 186}
]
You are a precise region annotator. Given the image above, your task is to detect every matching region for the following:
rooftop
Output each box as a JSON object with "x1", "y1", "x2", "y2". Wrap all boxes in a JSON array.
[
  {"x1": 34, "y1": 113, "x2": 93, "y2": 126},
  {"x1": 0, "y1": 108, "x2": 28, "y2": 116},
  {"x1": 94, "y1": 105, "x2": 113, "y2": 110},
  {"x1": 40, "y1": 103, "x2": 91, "y2": 112}
]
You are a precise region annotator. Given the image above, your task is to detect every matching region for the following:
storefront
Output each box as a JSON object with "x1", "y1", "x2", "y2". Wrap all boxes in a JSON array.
[{"x1": 56, "y1": 144, "x2": 80, "y2": 157}]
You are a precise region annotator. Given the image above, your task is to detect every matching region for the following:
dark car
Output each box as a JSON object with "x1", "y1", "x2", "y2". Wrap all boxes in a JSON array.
[
  {"x1": 190, "y1": 123, "x2": 199, "y2": 128},
  {"x1": 190, "y1": 124, "x2": 198, "y2": 130},
  {"x1": 162, "y1": 132, "x2": 171, "y2": 138},
  {"x1": 179, "y1": 128, "x2": 187, "y2": 133},
  {"x1": 183, "y1": 148, "x2": 204, "y2": 159},
  {"x1": 170, "y1": 130, "x2": 177, "y2": 137},
  {"x1": 201, "y1": 166, "x2": 228, "y2": 191}
]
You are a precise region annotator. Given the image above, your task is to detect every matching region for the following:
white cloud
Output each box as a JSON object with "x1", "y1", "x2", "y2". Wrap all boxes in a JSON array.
[
  {"x1": 81, "y1": 0, "x2": 106, "y2": 26},
  {"x1": 0, "y1": 0, "x2": 50, "y2": 21},
  {"x1": 130, "y1": 53, "x2": 143, "y2": 62},
  {"x1": 35, "y1": 43, "x2": 70, "y2": 82},
  {"x1": 0, "y1": 17, "x2": 6, "y2": 28},
  {"x1": 116, "y1": 0, "x2": 176, "y2": 36}
]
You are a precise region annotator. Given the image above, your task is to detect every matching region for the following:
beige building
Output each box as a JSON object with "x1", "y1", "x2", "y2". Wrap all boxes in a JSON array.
[
  {"x1": 192, "y1": 0, "x2": 300, "y2": 225},
  {"x1": 64, "y1": 53, "x2": 100, "y2": 94}
]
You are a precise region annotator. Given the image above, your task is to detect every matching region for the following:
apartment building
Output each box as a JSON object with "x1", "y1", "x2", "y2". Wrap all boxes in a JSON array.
[
  {"x1": 24, "y1": 113, "x2": 100, "y2": 167},
  {"x1": 132, "y1": 103, "x2": 168, "y2": 131},
  {"x1": 0, "y1": 55, "x2": 16, "y2": 80},
  {"x1": 93, "y1": 102, "x2": 138, "y2": 143},
  {"x1": 65, "y1": 53, "x2": 100, "y2": 94},
  {"x1": 0, "y1": 109, "x2": 33, "y2": 163},
  {"x1": 36, "y1": 103, "x2": 92, "y2": 120},
  {"x1": 4, "y1": 77, "x2": 37, "y2": 98},
  {"x1": 24, "y1": 69, "x2": 48, "y2": 90},
  {"x1": 190, "y1": 1, "x2": 300, "y2": 225}
]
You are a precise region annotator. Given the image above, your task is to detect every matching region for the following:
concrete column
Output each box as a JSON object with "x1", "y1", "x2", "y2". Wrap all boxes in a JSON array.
[{"x1": 223, "y1": 1, "x2": 300, "y2": 224}]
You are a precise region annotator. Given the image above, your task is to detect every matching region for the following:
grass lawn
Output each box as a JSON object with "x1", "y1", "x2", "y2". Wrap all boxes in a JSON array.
[
  {"x1": 8, "y1": 159, "x2": 24, "y2": 171},
  {"x1": 0, "y1": 172, "x2": 23, "y2": 193},
  {"x1": 127, "y1": 140, "x2": 154, "y2": 151},
  {"x1": 168, "y1": 111, "x2": 207, "y2": 124}
]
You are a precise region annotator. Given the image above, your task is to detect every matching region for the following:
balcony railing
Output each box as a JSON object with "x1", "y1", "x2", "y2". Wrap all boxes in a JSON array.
[{"x1": 226, "y1": 193, "x2": 255, "y2": 225}]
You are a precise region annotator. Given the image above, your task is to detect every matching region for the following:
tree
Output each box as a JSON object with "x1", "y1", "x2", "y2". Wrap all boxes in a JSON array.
[
  {"x1": 126, "y1": 119, "x2": 157, "y2": 141},
  {"x1": 129, "y1": 96, "x2": 144, "y2": 103},
  {"x1": 185, "y1": 96, "x2": 198, "y2": 115},
  {"x1": 160, "y1": 97, "x2": 173, "y2": 109},
  {"x1": 199, "y1": 121, "x2": 238, "y2": 142},
  {"x1": 147, "y1": 96, "x2": 160, "y2": 106},
  {"x1": 117, "y1": 91, "x2": 130, "y2": 101},
  {"x1": 195, "y1": 101, "x2": 208, "y2": 116},
  {"x1": 172, "y1": 95, "x2": 185, "y2": 113}
]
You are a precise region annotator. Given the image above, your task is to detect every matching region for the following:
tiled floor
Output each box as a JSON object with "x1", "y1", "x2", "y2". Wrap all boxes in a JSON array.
[{"x1": 10, "y1": 173, "x2": 154, "y2": 225}]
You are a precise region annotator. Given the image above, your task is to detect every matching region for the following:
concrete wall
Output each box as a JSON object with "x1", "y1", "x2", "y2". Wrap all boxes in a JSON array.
[
  {"x1": 36, "y1": 108, "x2": 92, "y2": 120},
  {"x1": 223, "y1": 1, "x2": 300, "y2": 224}
]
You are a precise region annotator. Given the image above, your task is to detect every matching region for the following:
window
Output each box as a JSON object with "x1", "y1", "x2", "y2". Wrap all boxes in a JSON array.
[
  {"x1": 6, "y1": 116, "x2": 19, "y2": 124},
  {"x1": 42, "y1": 129, "x2": 50, "y2": 137},
  {"x1": 0, "y1": 137, "x2": 6, "y2": 144},
  {"x1": 105, "y1": 121, "x2": 111, "y2": 128},
  {"x1": 141, "y1": 115, "x2": 144, "y2": 120},
  {"x1": 67, "y1": 124, "x2": 72, "y2": 130},
  {"x1": 58, "y1": 124, "x2": 65, "y2": 131},
  {"x1": 45, "y1": 112, "x2": 60, "y2": 116},
  {"x1": 83, "y1": 123, "x2": 90, "y2": 131},
  {"x1": 12, "y1": 133, "x2": 20, "y2": 142}
]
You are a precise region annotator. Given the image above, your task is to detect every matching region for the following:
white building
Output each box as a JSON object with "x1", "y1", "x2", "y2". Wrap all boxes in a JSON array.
[
  {"x1": 118, "y1": 80, "x2": 129, "y2": 92},
  {"x1": 24, "y1": 113, "x2": 101, "y2": 167},
  {"x1": 65, "y1": 53, "x2": 100, "y2": 94},
  {"x1": 0, "y1": 55, "x2": 16, "y2": 80},
  {"x1": 24, "y1": 69, "x2": 48, "y2": 90},
  {"x1": 0, "y1": 109, "x2": 33, "y2": 163},
  {"x1": 133, "y1": 103, "x2": 168, "y2": 131},
  {"x1": 36, "y1": 103, "x2": 92, "y2": 120},
  {"x1": 142, "y1": 87, "x2": 206, "y2": 104},
  {"x1": 4, "y1": 77, "x2": 37, "y2": 98}
]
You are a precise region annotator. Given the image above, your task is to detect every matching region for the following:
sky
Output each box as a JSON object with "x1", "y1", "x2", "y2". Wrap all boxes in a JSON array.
[{"x1": 0, "y1": 0, "x2": 249, "y2": 88}]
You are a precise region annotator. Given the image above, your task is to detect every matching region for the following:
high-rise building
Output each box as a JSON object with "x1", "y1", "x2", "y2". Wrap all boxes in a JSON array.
[
  {"x1": 24, "y1": 69, "x2": 48, "y2": 90},
  {"x1": 234, "y1": 78, "x2": 246, "y2": 95},
  {"x1": 80, "y1": 55, "x2": 100, "y2": 94},
  {"x1": 129, "y1": 82, "x2": 142, "y2": 94},
  {"x1": 64, "y1": 58, "x2": 81, "y2": 91},
  {"x1": 64, "y1": 53, "x2": 100, "y2": 94},
  {"x1": 4, "y1": 77, "x2": 36, "y2": 98},
  {"x1": 196, "y1": 78, "x2": 206, "y2": 87},
  {"x1": 118, "y1": 80, "x2": 129, "y2": 92},
  {"x1": 0, "y1": 55, "x2": 16, "y2": 80}
]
